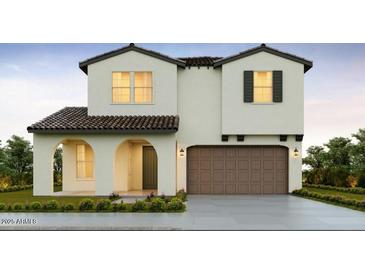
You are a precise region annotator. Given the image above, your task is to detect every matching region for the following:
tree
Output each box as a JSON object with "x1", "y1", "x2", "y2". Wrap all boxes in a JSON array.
[
  {"x1": 0, "y1": 140, "x2": 6, "y2": 176},
  {"x1": 4, "y1": 135, "x2": 33, "y2": 185},
  {"x1": 352, "y1": 128, "x2": 365, "y2": 174},
  {"x1": 324, "y1": 137, "x2": 353, "y2": 168},
  {"x1": 53, "y1": 147, "x2": 62, "y2": 185},
  {"x1": 303, "y1": 146, "x2": 327, "y2": 184}
]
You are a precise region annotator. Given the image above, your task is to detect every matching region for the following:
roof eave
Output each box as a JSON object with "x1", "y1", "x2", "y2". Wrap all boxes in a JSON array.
[
  {"x1": 79, "y1": 44, "x2": 186, "y2": 75},
  {"x1": 27, "y1": 128, "x2": 178, "y2": 134},
  {"x1": 213, "y1": 45, "x2": 313, "y2": 73}
]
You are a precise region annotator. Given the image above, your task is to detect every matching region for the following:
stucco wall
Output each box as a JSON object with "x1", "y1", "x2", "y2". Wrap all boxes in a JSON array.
[
  {"x1": 176, "y1": 66, "x2": 303, "y2": 193},
  {"x1": 87, "y1": 50, "x2": 178, "y2": 116},
  {"x1": 221, "y1": 52, "x2": 304, "y2": 135},
  {"x1": 33, "y1": 133, "x2": 176, "y2": 196}
]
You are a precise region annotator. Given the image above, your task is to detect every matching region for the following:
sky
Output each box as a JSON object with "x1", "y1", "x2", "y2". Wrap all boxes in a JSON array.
[{"x1": 0, "y1": 43, "x2": 365, "y2": 153}]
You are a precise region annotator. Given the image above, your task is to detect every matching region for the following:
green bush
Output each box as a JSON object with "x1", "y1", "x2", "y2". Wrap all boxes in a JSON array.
[
  {"x1": 304, "y1": 183, "x2": 365, "y2": 194},
  {"x1": 0, "y1": 203, "x2": 6, "y2": 210},
  {"x1": 64, "y1": 203, "x2": 74, "y2": 211},
  {"x1": 13, "y1": 203, "x2": 23, "y2": 211},
  {"x1": 167, "y1": 197, "x2": 186, "y2": 211},
  {"x1": 45, "y1": 200, "x2": 60, "y2": 210},
  {"x1": 150, "y1": 198, "x2": 166, "y2": 212},
  {"x1": 132, "y1": 200, "x2": 147, "y2": 212},
  {"x1": 79, "y1": 199, "x2": 95, "y2": 211},
  {"x1": 357, "y1": 174, "x2": 365, "y2": 188},
  {"x1": 31, "y1": 202, "x2": 42, "y2": 211},
  {"x1": 96, "y1": 199, "x2": 112, "y2": 211},
  {"x1": 176, "y1": 189, "x2": 187, "y2": 202},
  {"x1": 112, "y1": 202, "x2": 126, "y2": 212}
]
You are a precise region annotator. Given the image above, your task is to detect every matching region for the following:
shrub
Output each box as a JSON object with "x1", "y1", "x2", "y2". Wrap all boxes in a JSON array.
[
  {"x1": 359, "y1": 199, "x2": 365, "y2": 208},
  {"x1": 112, "y1": 202, "x2": 126, "y2": 212},
  {"x1": 24, "y1": 203, "x2": 30, "y2": 210},
  {"x1": 145, "y1": 192, "x2": 155, "y2": 202},
  {"x1": 357, "y1": 174, "x2": 365, "y2": 188},
  {"x1": 96, "y1": 199, "x2": 112, "y2": 211},
  {"x1": 13, "y1": 203, "x2": 23, "y2": 211},
  {"x1": 64, "y1": 203, "x2": 74, "y2": 211},
  {"x1": 149, "y1": 198, "x2": 166, "y2": 212},
  {"x1": 7, "y1": 205, "x2": 12, "y2": 211},
  {"x1": 176, "y1": 189, "x2": 187, "y2": 202},
  {"x1": 45, "y1": 200, "x2": 60, "y2": 210},
  {"x1": 108, "y1": 192, "x2": 120, "y2": 201},
  {"x1": 0, "y1": 203, "x2": 6, "y2": 210},
  {"x1": 132, "y1": 200, "x2": 147, "y2": 212},
  {"x1": 79, "y1": 199, "x2": 95, "y2": 211},
  {"x1": 167, "y1": 197, "x2": 186, "y2": 211},
  {"x1": 31, "y1": 202, "x2": 42, "y2": 211}
]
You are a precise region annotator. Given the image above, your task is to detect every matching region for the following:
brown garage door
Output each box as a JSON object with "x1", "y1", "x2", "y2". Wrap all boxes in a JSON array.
[{"x1": 187, "y1": 146, "x2": 288, "y2": 194}]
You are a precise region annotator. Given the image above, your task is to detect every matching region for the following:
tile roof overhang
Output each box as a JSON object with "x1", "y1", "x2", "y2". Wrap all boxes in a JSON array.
[{"x1": 27, "y1": 107, "x2": 179, "y2": 134}]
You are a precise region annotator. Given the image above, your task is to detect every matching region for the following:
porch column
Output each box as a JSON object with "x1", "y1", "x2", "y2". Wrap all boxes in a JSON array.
[
  {"x1": 33, "y1": 134, "x2": 54, "y2": 196},
  {"x1": 92, "y1": 140, "x2": 116, "y2": 196}
]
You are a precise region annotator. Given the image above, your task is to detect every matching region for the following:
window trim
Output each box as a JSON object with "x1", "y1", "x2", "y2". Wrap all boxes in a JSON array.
[
  {"x1": 252, "y1": 70, "x2": 274, "y2": 104},
  {"x1": 76, "y1": 143, "x2": 95, "y2": 180},
  {"x1": 111, "y1": 71, "x2": 154, "y2": 105}
]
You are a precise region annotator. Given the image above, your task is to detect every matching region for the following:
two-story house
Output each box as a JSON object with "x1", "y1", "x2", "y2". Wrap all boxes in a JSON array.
[{"x1": 27, "y1": 43, "x2": 312, "y2": 196}]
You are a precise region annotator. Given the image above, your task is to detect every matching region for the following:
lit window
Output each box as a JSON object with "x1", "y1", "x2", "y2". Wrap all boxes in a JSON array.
[
  {"x1": 254, "y1": 71, "x2": 273, "y2": 103},
  {"x1": 134, "y1": 72, "x2": 153, "y2": 103},
  {"x1": 76, "y1": 144, "x2": 94, "y2": 179},
  {"x1": 112, "y1": 72, "x2": 130, "y2": 103}
]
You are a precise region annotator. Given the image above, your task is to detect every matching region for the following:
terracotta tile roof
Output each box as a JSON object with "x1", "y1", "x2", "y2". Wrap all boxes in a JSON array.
[
  {"x1": 27, "y1": 107, "x2": 179, "y2": 134},
  {"x1": 178, "y1": 57, "x2": 222, "y2": 67}
]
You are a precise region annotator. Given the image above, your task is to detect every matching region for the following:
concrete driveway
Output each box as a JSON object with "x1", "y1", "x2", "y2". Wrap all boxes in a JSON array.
[{"x1": 1, "y1": 195, "x2": 365, "y2": 230}]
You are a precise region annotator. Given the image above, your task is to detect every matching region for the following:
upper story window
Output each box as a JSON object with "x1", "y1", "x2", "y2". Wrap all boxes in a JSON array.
[
  {"x1": 76, "y1": 144, "x2": 94, "y2": 179},
  {"x1": 112, "y1": 72, "x2": 131, "y2": 103},
  {"x1": 112, "y1": 72, "x2": 153, "y2": 104},
  {"x1": 253, "y1": 71, "x2": 273, "y2": 103}
]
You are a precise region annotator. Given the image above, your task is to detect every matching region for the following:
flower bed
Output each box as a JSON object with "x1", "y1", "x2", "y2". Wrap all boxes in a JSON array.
[
  {"x1": 0, "y1": 184, "x2": 33, "y2": 193},
  {"x1": 303, "y1": 183, "x2": 365, "y2": 194},
  {"x1": 292, "y1": 188, "x2": 365, "y2": 211},
  {"x1": 0, "y1": 191, "x2": 187, "y2": 213}
]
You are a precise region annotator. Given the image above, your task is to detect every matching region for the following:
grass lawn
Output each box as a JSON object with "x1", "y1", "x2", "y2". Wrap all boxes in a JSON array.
[
  {"x1": 303, "y1": 187, "x2": 365, "y2": 201},
  {"x1": 0, "y1": 186, "x2": 104, "y2": 206}
]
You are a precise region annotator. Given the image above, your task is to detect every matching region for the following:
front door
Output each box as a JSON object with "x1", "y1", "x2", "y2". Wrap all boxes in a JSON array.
[{"x1": 143, "y1": 146, "x2": 158, "y2": 189}]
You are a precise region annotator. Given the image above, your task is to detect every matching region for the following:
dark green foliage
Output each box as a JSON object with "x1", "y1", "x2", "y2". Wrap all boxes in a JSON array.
[
  {"x1": 304, "y1": 183, "x2": 365, "y2": 194},
  {"x1": 30, "y1": 202, "x2": 42, "y2": 211},
  {"x1": 45, "y1": 200, "x2": 60, "y2": 210},
  {"x1": 3, "y1": 135, "x2": 33, "y2": 185},
  {"x1": 166, "y1": 197, "x2": 186, "y2": 211},
  {"x1": 176, "y1": 189, "x2": 187, "y2": 202},
  {"x1": 13, "y1": 203, "x2": 23, "y2": 211},
  {"x1": 79, "y1": 199, "x2": 95, "y2": 211},
  {"x1": 132, "y1": 200, "x2": 147, "y2": 212},
  {"x1": 64, "y1": 203, "x2": 75, "y2": 211},
  {"x1": 53, "y1": 147, "x2": 62, "y2": 186},
  {"x1": 358, "y1": 174, "x2": 365, "y2": 188},
  {"x1": 149, "y1": 197, "x2": 166, "y2": 212},
  {"x1": 96, "y1": 199, "x2": 112, "y2": 211},
  {"x1": 0, "y1": 203, "x2": 5, "y2": 210}
]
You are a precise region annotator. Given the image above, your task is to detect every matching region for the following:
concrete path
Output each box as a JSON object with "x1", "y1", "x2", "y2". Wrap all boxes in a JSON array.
[{"x1": 1, "y1": 195, "x2": 365, "y2": 230}]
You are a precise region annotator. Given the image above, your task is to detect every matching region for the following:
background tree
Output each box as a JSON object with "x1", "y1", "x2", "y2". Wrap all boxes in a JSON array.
[
  {"x1": 303, "y1": 146, "x2": 327, "y2": 185},
  {"x1": 53, "y1": 147, "x2": 62, "y2": 185},
  {"x1": 352, "y1": 129, "x2": 365, "y2": 187},
  {"x1": 0, "y1": 140, "x2": 6, "y2": 176},
  {"x1": 4, "y1": 135, "x2": 33, "y2": 185}
]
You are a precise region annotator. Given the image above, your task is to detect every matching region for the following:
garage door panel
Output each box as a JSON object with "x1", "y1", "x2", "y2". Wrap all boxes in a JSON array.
[
  {"x1": 200, "y1": 160, "x2": 211, "y2": 170},
  {"x1": 187, "y1": 146, "x2": 288, "y2": 194},
  {"x1": 213, "y1": 160, "x2": 224, "y2": 169},
  {"x1": 237, "y1": 184, "x2": 250, "y2": 194}
]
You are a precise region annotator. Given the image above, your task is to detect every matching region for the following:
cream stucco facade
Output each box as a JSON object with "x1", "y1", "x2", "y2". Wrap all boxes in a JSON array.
[{"x1": 30, "y1": 44, "x2": 311, "y2": 196}]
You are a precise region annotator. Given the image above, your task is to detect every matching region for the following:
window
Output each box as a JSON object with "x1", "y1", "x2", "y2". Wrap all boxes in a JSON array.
[
  {"x1": 254, "y1": 71, "x2": 273, "y2": 103},
  {"x1": 112, "y1": 72, "x2": 153, "y2": 104},
  {"x1": 76, "y1": 144, "x2": 94, "y2": 179},
  {"x1": 134, "y1": 72, "x2": 152, "y2": 103},
  {"x1": 112, "y1": 72, "x2": 130, "y2": 103}
]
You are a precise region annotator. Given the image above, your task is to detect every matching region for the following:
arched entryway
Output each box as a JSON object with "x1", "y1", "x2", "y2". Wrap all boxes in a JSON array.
[
  {"x1": 114, "y1": 139, "x2": 158, "y2": 195},
  {"x1": 52, "y1": 139, "x2": 96, "y2": 195}
]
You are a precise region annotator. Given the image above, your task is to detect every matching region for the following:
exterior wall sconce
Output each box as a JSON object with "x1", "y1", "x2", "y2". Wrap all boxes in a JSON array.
[
  {"x1": 293, "y1": 147, "x2": 300, "y2": 158},
  {"x1": 179, "y1": 148, "x2": 185, "y2": 157}
]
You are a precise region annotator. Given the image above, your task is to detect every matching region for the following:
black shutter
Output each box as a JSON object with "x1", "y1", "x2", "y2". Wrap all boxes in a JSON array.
[
  {"x1": 244, "y1": 71, "x2": 254, "y2": 102},
  {"x1": 273, "y1": 71, "x2": 283, "y2": 102}
]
